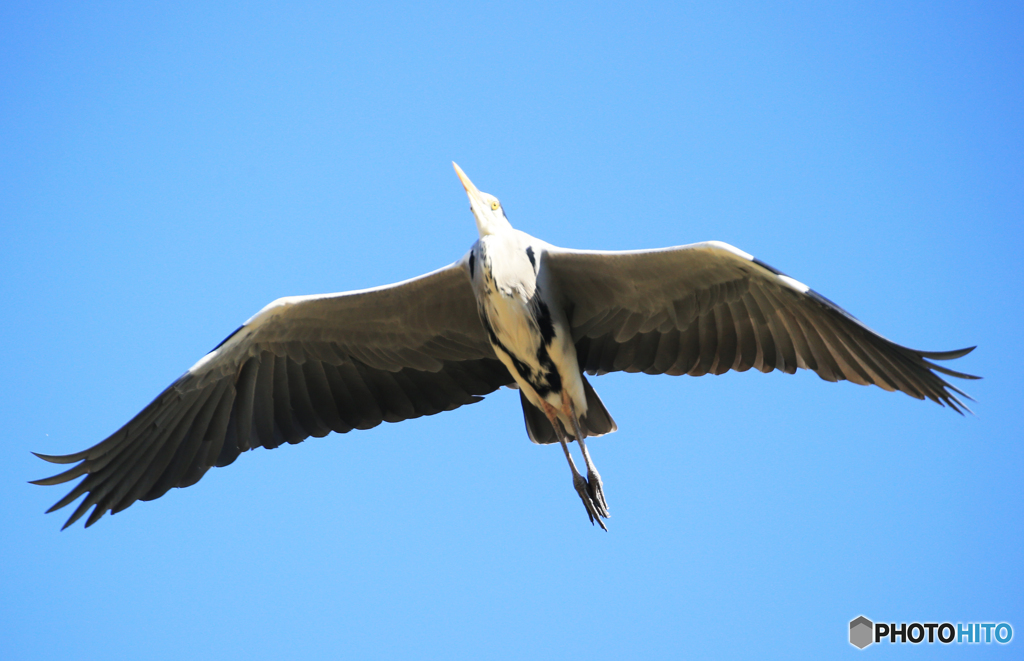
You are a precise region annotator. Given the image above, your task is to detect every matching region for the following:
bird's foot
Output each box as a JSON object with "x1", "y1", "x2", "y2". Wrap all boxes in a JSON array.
[
  {"x1": 586, "y1": 466, "x2": 609, "y2": 519},
  {"x1": 573, "y1": 472, "x2": 608, "y2": 531}
]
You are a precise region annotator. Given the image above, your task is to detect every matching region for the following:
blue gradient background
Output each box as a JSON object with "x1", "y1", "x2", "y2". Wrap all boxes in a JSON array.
[{"x1": 2, "y1": 2, "x2": 1020, "y2": 659}]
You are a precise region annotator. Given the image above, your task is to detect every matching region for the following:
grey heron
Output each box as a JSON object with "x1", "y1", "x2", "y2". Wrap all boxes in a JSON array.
[{"x1": 34, "y1": 164, "x2": 978, "y2": 530}]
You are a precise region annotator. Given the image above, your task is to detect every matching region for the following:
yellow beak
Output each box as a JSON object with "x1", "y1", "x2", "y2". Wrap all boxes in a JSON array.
[{"x1": 453, "y1": 162, "x2": 482, "y2": 199}]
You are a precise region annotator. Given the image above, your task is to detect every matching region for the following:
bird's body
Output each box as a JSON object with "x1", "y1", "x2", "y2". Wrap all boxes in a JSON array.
[
  {"x1": 457, "y1": 168, "x2": 614, "y2": 522},
  {"x1": 34, "y1": 164, "x2": 978, "y2": 530},
  {"x1": 471, "y1": 231, "x2": 587, "y2": 433}
]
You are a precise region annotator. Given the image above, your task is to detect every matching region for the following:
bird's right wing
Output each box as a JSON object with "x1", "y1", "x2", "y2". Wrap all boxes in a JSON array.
[
  {"x1": 34, "y1": 259, "x2": 514, "y2": 528},
  {"x1": 544, "y1": 241, "x2": 977, "y2": 410}
]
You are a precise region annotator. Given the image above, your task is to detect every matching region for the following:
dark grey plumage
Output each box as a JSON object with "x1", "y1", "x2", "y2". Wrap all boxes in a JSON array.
[
  {"x1": 34, "y1": 236, "x2": 977, "y2": 529},
  {"x1": 553, "y1": 243, "x2": 976, "y2": 412},
  {"x1": 34, "y1": 265, "x2": 517, "y2": 528}
]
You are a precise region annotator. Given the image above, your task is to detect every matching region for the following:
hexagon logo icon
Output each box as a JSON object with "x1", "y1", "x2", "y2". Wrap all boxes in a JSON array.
[{"x1": 850, "y1": 616, "x2": 874, "y2": 649}]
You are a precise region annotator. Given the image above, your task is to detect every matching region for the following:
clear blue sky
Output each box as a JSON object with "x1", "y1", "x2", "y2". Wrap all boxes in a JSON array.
[{"x1": 2, "y1": 2, "x2": 1020, "y2": 659}]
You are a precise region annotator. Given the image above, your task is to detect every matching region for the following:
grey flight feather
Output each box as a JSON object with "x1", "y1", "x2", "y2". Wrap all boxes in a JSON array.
[
  {"x1": 34, "y1": 261, "x2": 516, "y2": 529},
  {"x1": 545, "y1": 241, "x2": 978, "y2": 412}
]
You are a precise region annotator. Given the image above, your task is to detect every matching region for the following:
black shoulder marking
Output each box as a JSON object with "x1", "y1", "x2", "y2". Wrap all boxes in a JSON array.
[
  {"x1": 751, "y1": 257, "x2": 787, "y2": 277},
  {"x1": 525, "y1": 246, "x2": 536, "y2": 270},
  {"x1": 211, "y1": 325, "x2": 244, "y2": 352},
  {"x1": 752, "y1": 256, "x2": 855, "y2": 318},
  {"x1": 468, "y1": 251, "x2": 476, "y2": 278},
  {"x1": 807, "y1": 288, "x2": 862, "y2": 323}
]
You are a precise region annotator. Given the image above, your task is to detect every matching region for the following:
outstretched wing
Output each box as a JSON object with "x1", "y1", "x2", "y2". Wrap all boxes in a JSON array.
[
  {"x1": 34, "y1": 259, "x2": 513, "y2": 528},
  {"x1": 545, "y1": 241, "x2": 977, "y2": 410}
]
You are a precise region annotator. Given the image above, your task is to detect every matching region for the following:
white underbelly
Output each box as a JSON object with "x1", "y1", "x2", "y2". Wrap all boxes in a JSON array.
[
  {"x1": 486, "y1": 295, "x2": 540, "y2": 363},
  {"x1": 482, "y1": 290, "x2": 586, "y2": 415}
]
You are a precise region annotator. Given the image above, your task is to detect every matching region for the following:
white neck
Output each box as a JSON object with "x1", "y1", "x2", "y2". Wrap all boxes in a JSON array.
[{"x1": 473, "y1": 204, "x2": 514, "y2": 237}]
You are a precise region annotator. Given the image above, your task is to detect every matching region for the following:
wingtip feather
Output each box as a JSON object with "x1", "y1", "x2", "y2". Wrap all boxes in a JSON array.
[
  {"x1": 32, "y1": 450, "x2": 88, "y2": 465},
  {"x1": 30, "y1": 463, "x2": 88, "y2": 486},
  {"x1": 918, "y1": 346, "x2": 976, "y2": 360}
]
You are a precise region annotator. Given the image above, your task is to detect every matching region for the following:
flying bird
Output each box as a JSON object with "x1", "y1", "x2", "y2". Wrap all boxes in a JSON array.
[{"x1": 34, "y1": 164, "x2": 978, "y2": 530}]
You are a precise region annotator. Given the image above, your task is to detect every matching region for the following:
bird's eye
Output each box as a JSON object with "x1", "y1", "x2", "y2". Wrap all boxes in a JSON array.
[{"x1": 491, "y1": 201, "x2": 500, "y2": 211}]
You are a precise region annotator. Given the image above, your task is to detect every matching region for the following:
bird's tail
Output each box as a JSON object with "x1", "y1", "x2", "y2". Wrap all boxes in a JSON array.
[{"x1": 520, "y1": 376, "x2": 617, "y2": 445}]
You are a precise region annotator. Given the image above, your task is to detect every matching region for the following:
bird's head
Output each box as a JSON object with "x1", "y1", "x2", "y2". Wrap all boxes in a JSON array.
[{"x1": 453, "y1": 162, "x2": 514, "y2": 237}]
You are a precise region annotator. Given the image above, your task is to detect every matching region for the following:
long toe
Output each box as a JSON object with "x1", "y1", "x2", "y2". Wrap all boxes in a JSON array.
[
  {"x1": 573, "y1": 474, "x2": 608, "y2": 531},
  {"x1": 587, "y1": 473, "x2": 610, "y2": 519},
  {"x1": 572, "y1": 475, "x2": 595, "y2": 522}
]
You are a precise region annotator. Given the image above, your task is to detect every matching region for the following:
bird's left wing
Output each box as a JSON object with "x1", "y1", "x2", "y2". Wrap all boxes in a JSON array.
[
  {"x1": 544, "y1": 241, "x2": 977, "y2": 411},
  {"x1": 34, "y1": 259, "x2": 513, "y2": 528}
]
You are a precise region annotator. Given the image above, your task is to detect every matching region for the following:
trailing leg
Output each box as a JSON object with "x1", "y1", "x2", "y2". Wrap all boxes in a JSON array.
[
  {"x1": 562, "y1": 390, "x2": 609, "y2": 518},
  {"x1": 539, "y1": 399, "x2": 607, "y2": 531}
]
